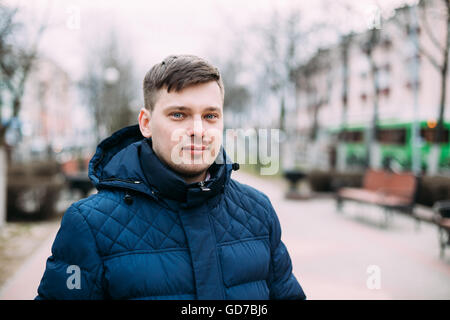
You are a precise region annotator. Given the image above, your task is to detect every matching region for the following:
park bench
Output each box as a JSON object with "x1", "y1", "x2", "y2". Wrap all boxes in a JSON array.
[
  {"x1": 336, "y1": 169, "x2": 418, "y2": 227},
  {"x1": 432, "y1": 200, "x2": 450, "y2": 258}
]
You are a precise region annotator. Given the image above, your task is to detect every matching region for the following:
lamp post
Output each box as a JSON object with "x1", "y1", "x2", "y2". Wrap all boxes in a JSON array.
[
  {"x1": 96, "y1": 66, "x2": 120, "y2": 142},
  {"x1": 409, "y1": 5, "x2": 421, "y2": 175}
]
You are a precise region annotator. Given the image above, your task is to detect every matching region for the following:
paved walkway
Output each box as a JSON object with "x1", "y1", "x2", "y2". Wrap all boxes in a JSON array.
[
  {"x1": 0, "y1": 224, "x2": 59, "y2": 300},
  {"x1": 232, "y1": 170, "x2": 450, "y2": 299},
  {"x1": 1, "y1": 170, "x2": 449, "y2": 299}
]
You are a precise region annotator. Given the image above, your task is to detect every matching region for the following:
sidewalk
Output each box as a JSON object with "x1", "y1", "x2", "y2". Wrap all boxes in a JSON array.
[
  {"x1": 0, "y1": 189, "x2": 82, "y2": 299},
  {"x1": 232, "y1": 171, "x2": 450, "y2": 299},
  {"x1": 0, "y1": 226, "x2": 58, "y2": 300},
  {"x1": 1, "y1": 170, "x2": 448, "y2": 300}
]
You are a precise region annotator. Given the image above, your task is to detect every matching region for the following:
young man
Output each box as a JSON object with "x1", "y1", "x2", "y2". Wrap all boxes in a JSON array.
[{"x1": 36, "y1": 55, "x2": 306, "y2": 300}]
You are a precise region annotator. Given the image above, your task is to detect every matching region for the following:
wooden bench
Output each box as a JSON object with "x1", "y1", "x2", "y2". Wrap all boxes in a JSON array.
[
  {"x1": 432, "y1": 200, "x2": 450, "y2": 258},
  {"x1": 336, "y1": 170, "x2": 418, "y2": 227}
]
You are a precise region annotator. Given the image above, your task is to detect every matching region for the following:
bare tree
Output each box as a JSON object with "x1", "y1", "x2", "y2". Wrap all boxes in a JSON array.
[
  {"x1": 334, "y1": 33, "x2": 354, "y2": 171},
  {"x1": 0, "y1": 2, "x2": 50, "y2": 226},
  {"x1": 294, "y1": 48, "x2": 332, "y2": 142},
  {"x1": 257, "y1": 9, "x2": 306, "y2": 133},
  {"x1": 80, "y1": 30, "x2": 139, "y2": 143},
  {"x1": 361, "y1": 27, "x2": 382, "y2": 169},
  {"x1": 339, "y1": 33, "x2": 353, "y2": 139},
  {"x1": 417, "y1": 0, "x2": 450, "y2": 144},
  {"x1": 220, "y1": 58, "x2": 251, "y2": 130},
  {"x1": 252, "y1": 8, "x2": 314, "y2": 172},
  {"x1": 0, "y1": 3, "x2": 48, "y2": 146},
  {"x1": 391, "y1": 0, "x2": 450, "y2": 173}
]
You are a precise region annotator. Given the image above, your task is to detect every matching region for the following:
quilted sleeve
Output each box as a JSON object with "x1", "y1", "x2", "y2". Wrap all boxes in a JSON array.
[
  {"x1": 35, "y1": 204, "x2": 105, "y2": 300},
  {"x1": 266, "y1": 199, "x2": 306, "y2": 300}
]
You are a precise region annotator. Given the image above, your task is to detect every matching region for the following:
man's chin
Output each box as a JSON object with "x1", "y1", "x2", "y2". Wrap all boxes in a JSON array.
[{"x1": 169, "y1": 163, "x2": 211, "y2": 179}]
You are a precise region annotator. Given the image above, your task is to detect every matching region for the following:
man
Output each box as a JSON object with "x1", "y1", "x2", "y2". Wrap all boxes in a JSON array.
[{"x1": 36, "y1": 55, "x2": 306, "y2": 300}]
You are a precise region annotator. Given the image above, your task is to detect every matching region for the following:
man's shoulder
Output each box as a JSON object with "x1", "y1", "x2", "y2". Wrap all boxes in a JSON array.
[
  {"x1": 227, "y1": 178, "x2": 274, "y2": 214},
  {"x1": 66, "y1": 189, "x2": 128, "y2": 222}
]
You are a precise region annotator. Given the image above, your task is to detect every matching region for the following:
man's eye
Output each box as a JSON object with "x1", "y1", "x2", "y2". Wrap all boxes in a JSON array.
[
  {"x1": 205, "y1": 114, "x2": 218, "y2": 120},
  {"x1": 170, "y1": 112, "x2": 184, "y2": 119}
]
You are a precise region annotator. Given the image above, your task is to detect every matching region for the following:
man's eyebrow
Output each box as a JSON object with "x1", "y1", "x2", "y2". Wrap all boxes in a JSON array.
[
  {"x1": 203, "y1": 106, "x2": 222, "y2": 113},
  {"x1": 165, "y1": 105, "x2": 189, "y2": 111},
  {"x1": 164, "y1": 105, "x2": 222, "y2": 113}
]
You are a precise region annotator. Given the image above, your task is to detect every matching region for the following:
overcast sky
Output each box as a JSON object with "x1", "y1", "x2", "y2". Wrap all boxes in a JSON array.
[{"x1": 8, "y1": 0, "x2": 416, "y2": 82}]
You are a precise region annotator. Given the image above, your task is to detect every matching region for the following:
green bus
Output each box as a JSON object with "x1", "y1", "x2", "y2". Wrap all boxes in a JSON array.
[{"x1": 333, "y1": 121, "x2": 450, "y2": 172}]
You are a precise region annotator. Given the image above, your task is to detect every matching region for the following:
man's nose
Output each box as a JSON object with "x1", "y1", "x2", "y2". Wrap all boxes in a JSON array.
[{"x1": 186, "y1": 116, "x2": 205, "y2": 137}]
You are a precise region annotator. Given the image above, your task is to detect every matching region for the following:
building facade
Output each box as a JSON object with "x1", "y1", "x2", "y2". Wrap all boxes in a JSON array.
[{"x1": 290, "y1": 0, "x2": 450, "y2": 175}]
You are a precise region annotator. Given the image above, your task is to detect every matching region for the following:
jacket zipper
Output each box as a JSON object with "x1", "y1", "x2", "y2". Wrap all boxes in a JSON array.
[
  {"x1": 101, "y1": 178, "x2": 142, "y2": 184},
  {"x1": 198, "y1": 181, "x2": 211, "y2": 192},
  {"x1": 100, "y1": 178, "x2": 161, "y2": 202}
]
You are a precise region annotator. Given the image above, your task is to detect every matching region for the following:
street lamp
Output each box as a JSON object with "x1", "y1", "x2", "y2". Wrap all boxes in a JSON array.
[{"x1": 103, "y1": 67, "x2": 120, "y2": 85}]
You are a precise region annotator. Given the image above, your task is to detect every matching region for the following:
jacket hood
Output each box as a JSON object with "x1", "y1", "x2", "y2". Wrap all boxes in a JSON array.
[{"x1": 88, "y1": 125, "x2": 237, "y2": 208}]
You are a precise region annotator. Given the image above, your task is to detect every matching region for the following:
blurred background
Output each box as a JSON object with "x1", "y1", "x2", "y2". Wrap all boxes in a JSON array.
[{"x1": 0, "y1": 0, "x2": 449, "y2": 299}]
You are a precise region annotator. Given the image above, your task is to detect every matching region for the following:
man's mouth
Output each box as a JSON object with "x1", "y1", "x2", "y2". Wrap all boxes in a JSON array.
[
  {"x1": 182, "y1": 145, "x2": 208, "y2": 155},
  {"x1": 183, "y1": 145, "x2": 207, "y2": 150}
]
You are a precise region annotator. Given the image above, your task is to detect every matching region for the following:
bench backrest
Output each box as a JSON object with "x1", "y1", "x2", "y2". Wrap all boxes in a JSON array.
[
  {"x1": 385, "y1": 172, "x2": 417, "y2": 200},
  {"x1": 363, "y1": 169, "x2": 417, "y2": 200},
  {"x1": 363, "y1": 170, "x2": 389, "y2": 191}
]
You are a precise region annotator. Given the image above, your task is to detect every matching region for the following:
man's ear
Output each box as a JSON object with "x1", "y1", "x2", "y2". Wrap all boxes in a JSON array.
[{"x1": 138, "y1": 107, "x2": 152, "y2": 138}]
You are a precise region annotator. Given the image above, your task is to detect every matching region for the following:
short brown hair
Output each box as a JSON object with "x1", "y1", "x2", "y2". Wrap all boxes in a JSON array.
[{"x1": 143, "y1": 54, "x2": 224, "y2": 111}]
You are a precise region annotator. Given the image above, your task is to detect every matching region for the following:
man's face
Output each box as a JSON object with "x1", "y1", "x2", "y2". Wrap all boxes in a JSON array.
[{"x1": 138, "y1": 81, "x2": 224, "y2": 182}]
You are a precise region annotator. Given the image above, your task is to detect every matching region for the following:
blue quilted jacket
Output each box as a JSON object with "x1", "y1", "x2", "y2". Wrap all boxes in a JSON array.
[{"x1": 36, "y1": 125, "x2": 306, "y2": 300}]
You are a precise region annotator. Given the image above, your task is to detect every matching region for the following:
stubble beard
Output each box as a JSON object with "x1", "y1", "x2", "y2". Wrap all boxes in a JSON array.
[{"x1": 159, "y1": 149, "x2": 214, "y2": 181}]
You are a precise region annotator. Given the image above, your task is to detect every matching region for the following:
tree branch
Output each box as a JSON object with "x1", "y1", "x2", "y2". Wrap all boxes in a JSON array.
[
  {"x1": 420, "y1": 2, "x2": 446, "y2": 52},
  {"x1": 418, "y1": 45, "x2": 442, "y2": 70},
  {"x1": 391, "y1": 6, "x2": 443, "y2": 71}
]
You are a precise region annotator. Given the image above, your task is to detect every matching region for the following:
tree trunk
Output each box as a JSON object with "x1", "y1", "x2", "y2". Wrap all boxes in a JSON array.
[
  {"x1": 429, "y1": 67, "x2": 448, "y2": 175},
  {"x1": 310, "y1": 104, "x2": 320, "y2": 142},
  {"x1": 438, "y1": 0, "x2": 450, "y2": 140},
  {"x1": 278, "y1": 94, "x2": 286, "y2": 173},
  {"x1": 368, "y1": 58, "x2": 381, "y2": 170},
  {"x1": 0, "y1": 146, "x2": 7, "y2": 228},
  {"x1": 428, "y1": 144, "x2": 440, "y2": 176},
  {"x1": 279, "y1": 94, "x2": 286, "y2": 133},
  {"x1": 337, "y1": 143, "x2": 347, "y2": 172},
  {"x1": 339, "y1": 39, "x2": 350, "y2": 172},
  {"x1": 437, "y1": 50, "x2": 448, "y2": 143},
  {"x1": 430, "y1": 0, "x2": 450, "y2": 175}
]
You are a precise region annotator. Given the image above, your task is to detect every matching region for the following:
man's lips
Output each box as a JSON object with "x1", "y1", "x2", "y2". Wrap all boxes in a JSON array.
[{"x1": 182, "y1": 145, "x2": 207, "y2": 151}]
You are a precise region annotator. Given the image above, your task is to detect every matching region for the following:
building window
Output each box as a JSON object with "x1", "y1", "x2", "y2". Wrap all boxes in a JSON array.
[
  {"x1": 382, "y1": 38, "x2": 392, "y2": 49},
  {"x1": 420, "y1": 128, "x2": 450, "y2": 144},
  {"x1": 376, "y1": 128, "x2": 406, "y2": 145},
  {"x1": 339, "y1": 130, "x2": 364, "y2": 143},
  {"x1": 405, "y1": 25, "x2": 421, "y2": 36},
  {"x1": 405, "y1": 81, "x2": 420, "y2": 90}
]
